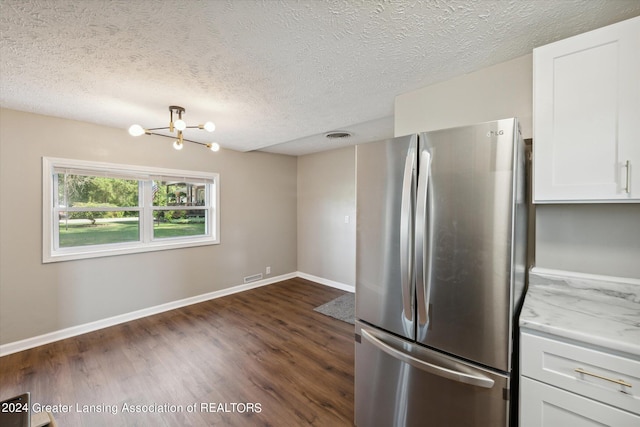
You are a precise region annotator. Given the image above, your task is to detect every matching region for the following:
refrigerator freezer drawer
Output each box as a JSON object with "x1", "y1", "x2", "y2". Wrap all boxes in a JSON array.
[{"x1": 356, "y1": 322, "x2": 510, "y2": 427}]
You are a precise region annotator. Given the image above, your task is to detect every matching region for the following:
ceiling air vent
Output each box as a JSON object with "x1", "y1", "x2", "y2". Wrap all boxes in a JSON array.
[{"x1": 325, "y1": 131, "x2": 352, "y2": 140}]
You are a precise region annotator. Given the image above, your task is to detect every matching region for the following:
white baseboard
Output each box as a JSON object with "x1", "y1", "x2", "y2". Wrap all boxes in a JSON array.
[
  {"x1": 296, "y1": 271, "x2": 355, "y2": 293},
  {"x1": 0, "y1": 272, "x2": 354, "y2": 357},
  {"x1": 0, "y1": 272, "x2": 297, "y2": 357}
]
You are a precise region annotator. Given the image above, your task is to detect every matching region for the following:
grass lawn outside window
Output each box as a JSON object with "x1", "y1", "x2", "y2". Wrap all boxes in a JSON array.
[{"x1": 58, "y1": 219, "x2": 207, "y2": 247}]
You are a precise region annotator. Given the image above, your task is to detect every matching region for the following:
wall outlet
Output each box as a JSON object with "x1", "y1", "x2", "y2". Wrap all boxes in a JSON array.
[{"x1": 266, "y1": 266, "x2": 271, "y2": 275}]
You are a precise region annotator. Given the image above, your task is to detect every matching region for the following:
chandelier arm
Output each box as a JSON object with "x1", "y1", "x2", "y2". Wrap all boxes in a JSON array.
[
  {"x1": 146, "y1": 125, "x2": 203, "y2": 131},
  {"x1": 146, "y1": 132, "x2": 208, "y2": 146},
  {"x1": 146, "y1": 131, "x2": 177, "y2": 140},
  {"x1": 181, "y1": 138, "x2": 208, "y2": 146}
]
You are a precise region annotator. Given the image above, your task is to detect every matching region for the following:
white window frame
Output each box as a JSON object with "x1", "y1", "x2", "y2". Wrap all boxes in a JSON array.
[{"x1": 43, "y1": 157, "x2": 220, "y2": 263}]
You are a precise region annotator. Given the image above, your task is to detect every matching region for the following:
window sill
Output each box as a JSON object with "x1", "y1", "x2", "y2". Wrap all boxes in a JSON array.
[{"x1": 43, "y1": 236, "x2": 220, "y2": 263}]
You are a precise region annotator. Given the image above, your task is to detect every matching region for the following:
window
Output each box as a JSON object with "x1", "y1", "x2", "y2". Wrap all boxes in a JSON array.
[{"x1": 43, "y1": 157, "x2": 219, "y2": 263}]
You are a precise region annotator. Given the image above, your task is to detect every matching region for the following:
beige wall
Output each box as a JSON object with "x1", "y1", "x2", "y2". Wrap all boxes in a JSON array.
[
  {"x1": 535, "y1": 204, "x2": 640, "y2": 278},
  {"x1": 394, "y1": 54, "x2": 640, "y2": 279},
  {"x1": 297, "y1": 147, "x2": 356, "y2": 287},
  {"x1": 395, "y1": 54, "x2": 533, "y2": 139},
  {"x1": 0, "y1": 108, "x2": 298, "y2": 345}
]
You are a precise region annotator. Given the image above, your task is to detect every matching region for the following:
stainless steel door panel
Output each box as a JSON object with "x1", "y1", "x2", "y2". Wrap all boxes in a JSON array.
[
  {"x1": 416, "y1": 119, "x2": 522, "y2": 372},
  {"x1": 355, "y1": 321, "x2": 509, "y2": 427},
  {"x1": 356, "y1": 135, "x2": 416, "y2": 339}
]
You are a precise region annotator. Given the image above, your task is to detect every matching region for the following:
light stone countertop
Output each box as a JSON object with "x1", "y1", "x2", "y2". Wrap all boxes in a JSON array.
[{"x1": 519, "y1": 268, "x2": 640, "y2": 357}]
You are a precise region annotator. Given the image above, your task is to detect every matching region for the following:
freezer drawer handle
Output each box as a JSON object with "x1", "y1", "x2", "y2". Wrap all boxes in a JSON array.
[
  {"x1": 361, "y1": 329, "x2": 495, "y2": 389},
  {"x1": 574, "y1": 368, "x2": 632, "y2": 388}
]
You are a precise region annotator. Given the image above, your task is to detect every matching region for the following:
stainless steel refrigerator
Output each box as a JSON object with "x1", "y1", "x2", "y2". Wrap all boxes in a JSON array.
[{"x1": 355, "y1": 118, "x2": 528, "y2": 427}]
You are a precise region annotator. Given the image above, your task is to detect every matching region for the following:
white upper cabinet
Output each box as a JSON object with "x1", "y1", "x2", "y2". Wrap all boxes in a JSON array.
[{"x1": 533, "y1": 17, "x2": 640, "y2": 203}]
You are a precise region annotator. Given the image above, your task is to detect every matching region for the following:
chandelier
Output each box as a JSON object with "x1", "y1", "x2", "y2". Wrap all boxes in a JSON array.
[{"x1": 128, "y1": 105, "x2": 220, "y2": 152}]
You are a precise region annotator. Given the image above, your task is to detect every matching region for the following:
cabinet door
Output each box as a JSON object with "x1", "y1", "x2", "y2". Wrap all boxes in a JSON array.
[
  {"x1": 520, "y1": 377, "x2": 640, "y2": 427},
  {"x1": 520, "y1": 332, "x2": 640, "y2": 414},
  {"x1": 533, "y1": 17, "x2": 640, "y2": 202}
]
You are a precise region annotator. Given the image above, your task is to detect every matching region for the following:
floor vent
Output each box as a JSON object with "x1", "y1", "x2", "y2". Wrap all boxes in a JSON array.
[{"x1": 243, "y1": 273, "x2": 263, "y2": 284}]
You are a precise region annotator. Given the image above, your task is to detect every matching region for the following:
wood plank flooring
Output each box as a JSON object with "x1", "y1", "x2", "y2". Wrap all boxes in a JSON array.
[{"x1": 0, "y1": 278, "x2": 355, "y2": 426}]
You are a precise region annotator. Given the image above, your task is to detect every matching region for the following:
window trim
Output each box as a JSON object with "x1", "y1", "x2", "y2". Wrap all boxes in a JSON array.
[{"x1": 43, "y1": 157, "x2": 220, "y2": 263}]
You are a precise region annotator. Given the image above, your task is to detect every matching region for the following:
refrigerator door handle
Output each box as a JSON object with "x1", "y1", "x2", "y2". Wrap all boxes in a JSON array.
[
  {"x1": 415, "y1": 149, "x2": 432, "y2": 327},
  {"x1": 400, "y1": 138, "x2": 417, "y2": 321},
  {"x1": 361, "y1": 328, "x2": 495, "y2": 388}
]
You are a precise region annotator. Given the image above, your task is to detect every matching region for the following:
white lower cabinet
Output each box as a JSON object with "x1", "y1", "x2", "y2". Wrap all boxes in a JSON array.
[
  {"x1": 520, "y1": 377, "x2": 639, "y2": 426},
  {"x1": 520, "y1": 331, "x2": 640, "y2": 426}
]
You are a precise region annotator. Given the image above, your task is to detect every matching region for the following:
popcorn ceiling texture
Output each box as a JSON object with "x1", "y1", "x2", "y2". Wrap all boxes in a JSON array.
[{"x1": 1, "y1": 0, "x2": 639, "y2": 154}]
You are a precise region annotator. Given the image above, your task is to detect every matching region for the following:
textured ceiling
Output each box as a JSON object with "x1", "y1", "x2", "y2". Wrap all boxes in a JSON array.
[{"x1": 1, "y1": 1, "x2": 639, "y2": 156}]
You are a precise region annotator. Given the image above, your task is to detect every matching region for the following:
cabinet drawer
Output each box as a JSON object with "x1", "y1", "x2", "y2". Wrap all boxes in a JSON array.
[
  {"x1": 521, "y1": 332, "x2": 640, "y2": 414},
  {"x1": 520, "y1": 377, "x2": 640, "y2": 427}
]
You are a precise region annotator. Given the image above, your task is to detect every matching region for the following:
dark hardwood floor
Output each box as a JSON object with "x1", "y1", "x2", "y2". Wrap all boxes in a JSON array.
[{"x1": 0, "y1": 278, "x2": 355, "y2": 426}]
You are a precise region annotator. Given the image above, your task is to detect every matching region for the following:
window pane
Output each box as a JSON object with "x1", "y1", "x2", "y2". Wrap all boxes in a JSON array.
[
  {"x1": 153, "y1": 181, "x2": 207, "y2": 207},
  {"x1": 153, "y1": 209, "x2": 206, "y2": 239},
  {"x1": 58, "y1": 212, "x2": 140, "y2": 247},
  {"x1": 45, "y1": 157, "x2": 219, "y2": 263},
  {"x1": 57, "y1": 174, "x2": 139, "y2": 207}
]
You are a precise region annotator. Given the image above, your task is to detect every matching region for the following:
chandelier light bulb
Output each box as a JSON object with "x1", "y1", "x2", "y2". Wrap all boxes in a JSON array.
[
  {"x1": 208, "y1": 142, "x2": 220, "y2": 152},
  {"x1": 174, "y1": 119, "x2": 187, "y2": 131},
  {"x1": 203, "y1": 121, "x2": 216, "y2": 132},
  {"x1": 128, "y1": 124, "x2": 145, "y2": 137},
  {"x1": 173, "y1": 140, "x2": 184, "y2": 150}
]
